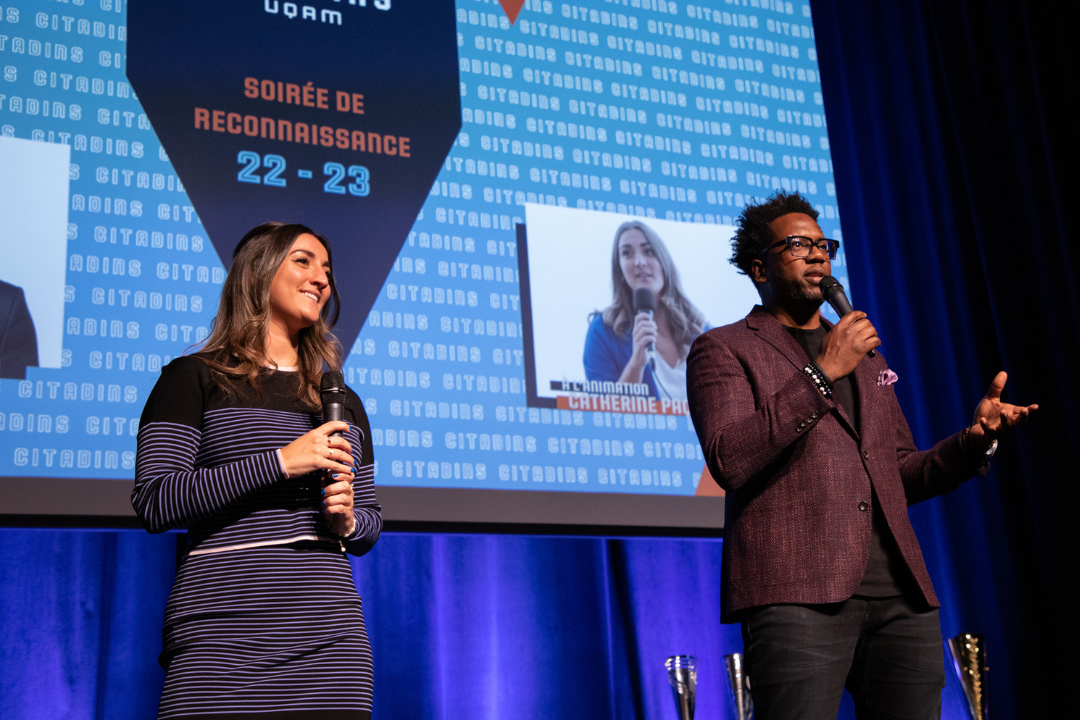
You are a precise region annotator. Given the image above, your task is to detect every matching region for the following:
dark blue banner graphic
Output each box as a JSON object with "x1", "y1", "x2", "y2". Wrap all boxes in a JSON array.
[{"x1": 126, "y1": 0, "x2": 462, "y2": 351}]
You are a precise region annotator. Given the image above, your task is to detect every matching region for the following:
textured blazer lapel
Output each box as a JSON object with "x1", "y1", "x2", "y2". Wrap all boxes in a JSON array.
[
  {"x1": 745, "y1": 308, "x2": 812, "y2": 373},
  {"x1": 852, "y1": 352, "x2": 878, "y2": 442},
  {"x1": 746, "y1": 308, "x2": 859, "y2": 438},
  {"x1": 833, "y1": 395, "x2": 858, "y2": 439}
]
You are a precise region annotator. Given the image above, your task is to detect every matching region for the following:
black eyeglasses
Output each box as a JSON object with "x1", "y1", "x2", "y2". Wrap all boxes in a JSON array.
[{"x1": 759, "y1": 235, "x2": 839, "y2": 260}]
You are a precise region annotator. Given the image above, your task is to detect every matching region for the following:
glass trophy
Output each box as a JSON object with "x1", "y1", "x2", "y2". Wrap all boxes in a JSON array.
[
  {"x1": 664, "y1": 655, "x2": 697, "y2": 720},
  {"x1": 724, "y1": 653, "x2": 754, "y2": 720},
  {"x1": 947, "y1": 633, "x2": 987, "y2": 719}
]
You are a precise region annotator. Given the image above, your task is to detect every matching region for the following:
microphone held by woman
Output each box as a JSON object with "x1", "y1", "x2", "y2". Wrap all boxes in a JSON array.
[
  {"x1": 320, "y1": 370, "x2": 347, "y2": 436},
  {"x1": 633, "y1": 286, "x2": 658, "y2": 370}
]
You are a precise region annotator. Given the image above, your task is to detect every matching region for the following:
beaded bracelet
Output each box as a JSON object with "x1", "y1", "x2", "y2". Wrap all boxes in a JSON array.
[{"x1": 802, "y1": 362, "x2": 834, "y2": 399}]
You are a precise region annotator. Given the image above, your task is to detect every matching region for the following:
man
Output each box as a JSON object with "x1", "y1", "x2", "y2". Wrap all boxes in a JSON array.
[
  {"x1": 686, "y1": 192, "x2": 1036, "y2": 718},
  {"x1": 0, "y1": 279, "x2": 38, "y2": 380}
]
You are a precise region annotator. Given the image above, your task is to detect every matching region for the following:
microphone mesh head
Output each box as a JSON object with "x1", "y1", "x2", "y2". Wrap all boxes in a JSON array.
[
  {"x1": 818, "y1": 275, "x2": 842, "y2": 300},
  {"x1": 320, "y1": 371, "x2": 347, "y2": 404},
  {"x1": 633, "y1": 287, "x2": 656, "y2": 312}
]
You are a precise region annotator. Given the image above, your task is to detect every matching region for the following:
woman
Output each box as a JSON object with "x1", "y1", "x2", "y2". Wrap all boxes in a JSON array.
[
  {"x1": 583, "y1": 220, "x2": 706, "y2": 401},
  {"x1": 133, "y1": 222, "x2": 381, "y2": 720}
]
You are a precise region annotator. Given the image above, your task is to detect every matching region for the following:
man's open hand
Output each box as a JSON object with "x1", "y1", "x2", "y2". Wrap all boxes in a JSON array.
[{"x1": 967, "y1": 371, "x2": 1038, "y2": 451}]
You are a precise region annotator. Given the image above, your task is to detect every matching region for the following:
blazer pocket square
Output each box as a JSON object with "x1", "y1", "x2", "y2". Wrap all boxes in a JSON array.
[{"x1": 877, "y1": 369, "x2": 898, "y2": 386}]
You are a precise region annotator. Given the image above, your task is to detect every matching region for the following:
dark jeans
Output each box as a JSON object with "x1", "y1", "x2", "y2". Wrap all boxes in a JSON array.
[{"x1": 741, "y1": 597, "x2": 945, "y2": 720}]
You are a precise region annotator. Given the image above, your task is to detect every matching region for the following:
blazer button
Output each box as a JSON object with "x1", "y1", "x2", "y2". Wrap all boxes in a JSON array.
[
  {"x1": 858, "y1": 501, "x2": 869, "y2": 511},
  {"x1": 862, "y1": 450, "x2": 870, "y2": 460},
  {"x1": 810, "y1": 412, "x2": 818, "y2": 419}
]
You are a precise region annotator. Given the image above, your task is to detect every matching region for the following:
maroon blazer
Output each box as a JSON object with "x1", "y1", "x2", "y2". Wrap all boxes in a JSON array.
[{"x1": 686, "y1": 307, "x2": 987, "y2": 622}]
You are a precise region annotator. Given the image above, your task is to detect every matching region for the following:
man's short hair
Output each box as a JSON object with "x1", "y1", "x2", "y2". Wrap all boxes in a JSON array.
[{"x1": 729, "y1": 191, "x2": 819, "y2": 276}]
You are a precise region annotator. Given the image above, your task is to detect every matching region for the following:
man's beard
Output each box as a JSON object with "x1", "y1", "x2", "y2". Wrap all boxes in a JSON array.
[{"x1": 774, "y1": 275, "x2": 823, "y2": 311}]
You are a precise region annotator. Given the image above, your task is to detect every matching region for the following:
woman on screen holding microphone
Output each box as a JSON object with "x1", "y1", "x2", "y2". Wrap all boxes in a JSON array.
[
  {"x1": 132, "y1": 222, "x2": 380, "y2": 720},
  {"x1": 584, "y1": 220, "x2": 707, "y2": 402}
]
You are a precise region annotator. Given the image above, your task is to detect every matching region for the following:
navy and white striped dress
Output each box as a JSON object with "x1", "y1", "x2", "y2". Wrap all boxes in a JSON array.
[{"x1": 133, "y1": 356, "x2": 381, "y2": 720}]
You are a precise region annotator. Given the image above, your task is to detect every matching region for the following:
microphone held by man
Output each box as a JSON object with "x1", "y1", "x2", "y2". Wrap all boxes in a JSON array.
[{"x1": 819, "y1": 275, "x2": 876, "y2": 358}]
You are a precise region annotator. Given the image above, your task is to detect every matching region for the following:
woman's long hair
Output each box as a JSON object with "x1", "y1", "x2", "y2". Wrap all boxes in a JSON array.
[
  {"x1": 195, "y1": 222, "x2": 342, "y2": 409},
  {"x1": 600, "y1": 220, "x2": 706, "y2": 357}
]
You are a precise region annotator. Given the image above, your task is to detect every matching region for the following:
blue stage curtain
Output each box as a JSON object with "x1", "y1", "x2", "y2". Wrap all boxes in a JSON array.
[
  {"x1": 349, "y1": 534, "x2": 741, "y2": 719},
  {"x1": 813, "y1": 0, "x2": 1076, "y2": 715},
  {"x1": 0, "y1": 530, "x2": 750, "y2": 719},
  {"x1": 0, "y1": 529, "x2": 174, "y2": 720},
  {"x1": 2, "y1": 529, "x2": 975, "y2": 719}
]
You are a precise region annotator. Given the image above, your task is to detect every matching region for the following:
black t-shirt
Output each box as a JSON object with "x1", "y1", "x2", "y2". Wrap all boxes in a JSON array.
[{"x1": 785, "y1": 325, "x2": 911, "y2": 598}]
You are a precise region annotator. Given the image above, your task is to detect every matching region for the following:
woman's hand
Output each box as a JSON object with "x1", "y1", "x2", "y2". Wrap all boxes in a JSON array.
[
  {"x1": 321, "y1": 472, "x2": 356, "y2": 538},
  {"x1": 619, "y1": 313, "x2": 658, "y2": 384},
  {"x1": 279, "y1": 421, "x2": 355, "y2": 478}
]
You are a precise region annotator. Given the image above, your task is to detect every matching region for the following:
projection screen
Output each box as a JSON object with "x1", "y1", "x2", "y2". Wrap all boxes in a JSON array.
[{"x1": 0, "y1": 0, "x2": 847, "y2": 531}]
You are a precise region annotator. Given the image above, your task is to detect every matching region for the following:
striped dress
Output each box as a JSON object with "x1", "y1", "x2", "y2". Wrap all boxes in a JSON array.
[{"x1": 133, "y1": 356, "x2": 382, "y2": 720}]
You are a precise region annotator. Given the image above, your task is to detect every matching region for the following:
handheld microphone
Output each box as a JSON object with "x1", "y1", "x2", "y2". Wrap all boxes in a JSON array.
[
  {"x1": 320, "y1": 371, "x2": 347, "y2": 437},
  {"x1": 633, "y1": 287, "x2": 657, "y2": 371},
  {"x1": 818, "y1": 276, "x2": 876, "y2": 358}
]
